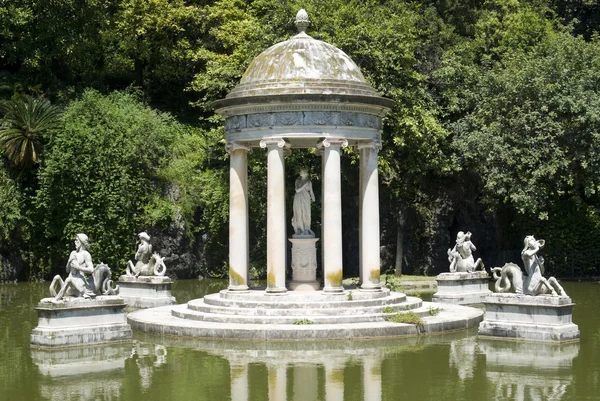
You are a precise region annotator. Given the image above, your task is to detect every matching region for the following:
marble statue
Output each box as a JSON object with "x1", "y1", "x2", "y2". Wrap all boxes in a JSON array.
[
  {"x1": 492, "y1": 235, "x2": 567, "y2": 296},
  {"x1": 447, "y1": 231, "x2": 484, "y2": 273},
  {"x1": 50, "y1": 233, "x2": 119, "y2": 300},
  {"x1": 291, "y1": 168, "x2": 315, "y2": 236},
  {"x1": 125, "y1": 232, "x2": 166, "y2": 277}
]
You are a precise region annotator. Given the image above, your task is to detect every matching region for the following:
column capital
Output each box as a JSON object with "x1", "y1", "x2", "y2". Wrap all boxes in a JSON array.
[
  {"x1": 260, "y1": 137, "x2": 288, "y2": 149},
  {"x1": 357, "y1": 139, "x2": 382, "y2": 151},
  {"x1": 318, "y1": 137, "x2": 348, "y2": 149},
  {"x1": 226, "y1": 141, "x2": 251, "y2": 153}
]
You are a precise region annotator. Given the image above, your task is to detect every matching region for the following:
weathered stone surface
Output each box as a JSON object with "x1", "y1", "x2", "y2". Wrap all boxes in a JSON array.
[
  {"x1": 118, "y1": 275, "x2": 177, "y2": 309},
  {"x1": 478, "y1": 293, "x2": 580, "y2": 342},
  {"x1": 31, "y1": 296, "x2": 132, "y2": 347},
  {"x1": 127, "y1": 289, "x2": 483, "y2": 340},
  {"x1": 289, "y1": 237, "x2": 319, "y2": 291},
  {"x1": 433, "y1": 271, "x2": 492, "y2": 305},
  {"x1": 447, "y1": 231, "x2": 484, "y2": 273}
]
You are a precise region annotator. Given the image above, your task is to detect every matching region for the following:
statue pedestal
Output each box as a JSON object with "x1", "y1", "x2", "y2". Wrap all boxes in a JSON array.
[
  {"x1": 288, "y1": 237, "x2": 320, "y2": 291},
  {"x1": 118, "y1": 275, "x2": 176, "y2": 309},
  {"x1": 432, "y1": 271, "x2": 492, "y2": 305},
  {"x1": 478, "y1": 293, "x2": 580, "y2": 342},
  {"x1": 31, "y1": 296, "x2": 132, "y2": 347}
]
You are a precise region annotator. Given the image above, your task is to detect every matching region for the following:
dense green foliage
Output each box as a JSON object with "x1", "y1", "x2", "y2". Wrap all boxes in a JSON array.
[
  {"x1": 35, "y1": 90, "x2": 180, "y2": 274},
  {"x1": 0, "y1": 168, "x2": 21, "y2": 241},
  {"x1": 1, "y1": 0, "x2": 600, "y2": 280}
]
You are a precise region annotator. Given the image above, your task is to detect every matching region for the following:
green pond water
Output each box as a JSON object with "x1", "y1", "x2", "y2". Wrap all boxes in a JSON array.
[{"x1": 1, "y1": 280, "x2": 598, "y2": 400}]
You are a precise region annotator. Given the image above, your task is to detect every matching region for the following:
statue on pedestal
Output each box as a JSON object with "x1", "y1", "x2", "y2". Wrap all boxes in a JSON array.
[
  {"x1": 50, "y1": 233, "x2": 119, "y2": 300},
  {"x1": 447, "y1": 231, "x2": 484, "y2": 273},
  {"x1": 292, "y1": 168, "x2": 315, "y2": 237},
  {"x1": 126, "y1": 232, "x2": 166, "y2": 277},
  {"x1": 492, "y1": 236, "x2": 567, "y2": 296}
]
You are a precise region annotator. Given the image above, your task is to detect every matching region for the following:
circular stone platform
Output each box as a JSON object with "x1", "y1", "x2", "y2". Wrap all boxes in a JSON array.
[{"x1": 127, "y1": 289, "x2": 483, "y2": 340}]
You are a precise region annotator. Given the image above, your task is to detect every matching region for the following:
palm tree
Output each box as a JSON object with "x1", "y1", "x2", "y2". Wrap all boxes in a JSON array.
[{"x1": 0, "y1": 96, "x2": 62, "y2": 168}]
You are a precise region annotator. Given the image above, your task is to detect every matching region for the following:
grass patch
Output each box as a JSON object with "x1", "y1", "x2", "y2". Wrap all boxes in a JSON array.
[
  {"x1": 293, "y1": 318, "x2": 315, "y2": 325},
  {"x1": 347, "y1": 291, "x2": 353, "y2": 301},
  {"x1": 385, "y1": 311, "x2": 424, "y2": 326},
  {"x1": 428, "y1": 306, "x2": 443, "y2": 316},
  {"x1": 382, "y1": 306, "x2": 400, "y2": 314}
]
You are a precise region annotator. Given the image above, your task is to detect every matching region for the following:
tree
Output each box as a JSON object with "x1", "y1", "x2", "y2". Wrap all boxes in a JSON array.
[
  {"x1": 35, "y1": 90, "x2": 180, "y2": 275},
  {"x1": 0, "y1": 96, "x2": 61, "y2": 168},
  {"x1": 449, "y1": 33, "x2": 600, "y2": 217}
]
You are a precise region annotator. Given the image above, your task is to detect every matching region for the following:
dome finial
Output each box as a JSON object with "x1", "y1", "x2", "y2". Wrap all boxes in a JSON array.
[{"x1": 294, "y1": 9, "x2": 310, "y2": 33}]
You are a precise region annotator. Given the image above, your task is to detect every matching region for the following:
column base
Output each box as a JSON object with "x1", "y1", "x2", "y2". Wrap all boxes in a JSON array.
[
  {"x1": 322, "y1": 287, "x2": 345, "y2": 294},
  {"x1": 228, "y1": 285, "x2": 250, "y2": 292},
  {"x1": 359, "y1": 284, "x2": 382, "y2": 292},
  {"x1": 265, "y1": 287, "x2": 288, "y2": 295}
]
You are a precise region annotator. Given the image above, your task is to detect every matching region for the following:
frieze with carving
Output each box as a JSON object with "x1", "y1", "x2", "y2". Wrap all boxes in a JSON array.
[
  {"x1": 224, "y1": 111, "x2": 381, "y2": 132},
  {"x1": 275, "y1": 111, "x2": 303, "y2": 126},
  {"x1": 339, "y1": 112, "x2": 358, "y2": 126},
  {"x1": 247, "y1": 113, "x2": 273, "y2": 127},
  {"x1": 224, "y1": 115, "x2": 247, "y2": 131},
  {"x1": 305, "y1": 111, "x2": 335, "y2": 126},
  {"x1": 358, "y1": 113, "x2": 380, "y2": 129}
]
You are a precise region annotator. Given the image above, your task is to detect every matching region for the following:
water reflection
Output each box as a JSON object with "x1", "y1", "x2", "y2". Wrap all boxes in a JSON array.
[
  {"x1": 26, "y1": 327, "x2": 582, "y2": 401},
  {"x1": 132, "y1": 329, "x2": 475, "y2": 401},
  {"x1": 32, "y1": 342, "x2": 132, "y2": 401},
  {"x1": 449, "y1": 337, "x2": 478, "y2": 380},
  {"x1": 478, "y1": 340, "x2": 579, "y2": 401},
  {"x1": 131, "y1": 343, "x2": 168, "y2": 390},
  {"x1": 10, "y1": 279, "x2": 594, "y2": 401}
]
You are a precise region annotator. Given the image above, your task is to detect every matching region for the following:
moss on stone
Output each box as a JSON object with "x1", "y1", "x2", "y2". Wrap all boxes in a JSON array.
[
  {"x1": 326, "y1": 269, "x2": 343, "y2": 288},
  {"x1": 229, "y1": 267, "x2": 245, "y2": 287},
  {"x1": 267, "y1": 271, "x2": 276, "y2": 288},
  {"x1": 369, "y1": 269, "x2": 380, "y2": 283}
]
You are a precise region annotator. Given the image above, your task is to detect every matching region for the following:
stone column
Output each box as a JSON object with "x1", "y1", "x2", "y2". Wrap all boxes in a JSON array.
[
  {"x1": 359, "y1": 140, "x2": 382, "y2": 291},
  {"x1": 227, "y1": 142, "x2": 251, "y2": 291},
  {"x1": 319, "y1": 138, "x2": 347, "y2": 293},
  {"x1": 260, "y1": 138, "x2": 288, "y2": 293}
]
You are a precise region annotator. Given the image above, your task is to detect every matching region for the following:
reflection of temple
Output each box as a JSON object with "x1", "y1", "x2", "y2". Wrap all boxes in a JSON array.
[
  {"x1": 227, "y1": 348, "x2": 384, "y2": 401},
  {"x1": 32, "y1": 343, "x2": 131, "y2": 401},
  {"x1": 478, "y1": 340, "x2": 579, "y2": 401},
  {"x1": 132, "y1": 330, "x2": 473, "y2": 401}
]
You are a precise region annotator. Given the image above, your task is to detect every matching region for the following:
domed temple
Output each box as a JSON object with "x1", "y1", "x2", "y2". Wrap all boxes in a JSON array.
[
  {"x1": 213, "y1": 9, "x2": 394, "y2": 293},
  {"x1": 128, "y1": 10, "x2": 483, "y2": 339}
]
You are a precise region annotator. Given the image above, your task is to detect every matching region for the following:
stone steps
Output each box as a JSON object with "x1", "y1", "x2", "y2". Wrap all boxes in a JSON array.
[
  {"x1": 128, "y1": 301, "x2": 485, "y2": 340},
  {"x1": 199, "y1": 290, "x2": 408, "y2": 310},
  {"x1": 172, "y1": 300, "x2": 431, "y2": 325},
  {"x1": 186, "y1": 297, "x2": 421, "y2": 317},
  {"x1": 172, "y1": 290, "x2": 426, "y2": 325}
]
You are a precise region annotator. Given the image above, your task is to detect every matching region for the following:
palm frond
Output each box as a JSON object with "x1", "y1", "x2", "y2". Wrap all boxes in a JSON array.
[{"x1": 0, "y1": 96, "x2": 62, "y2": 168}]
